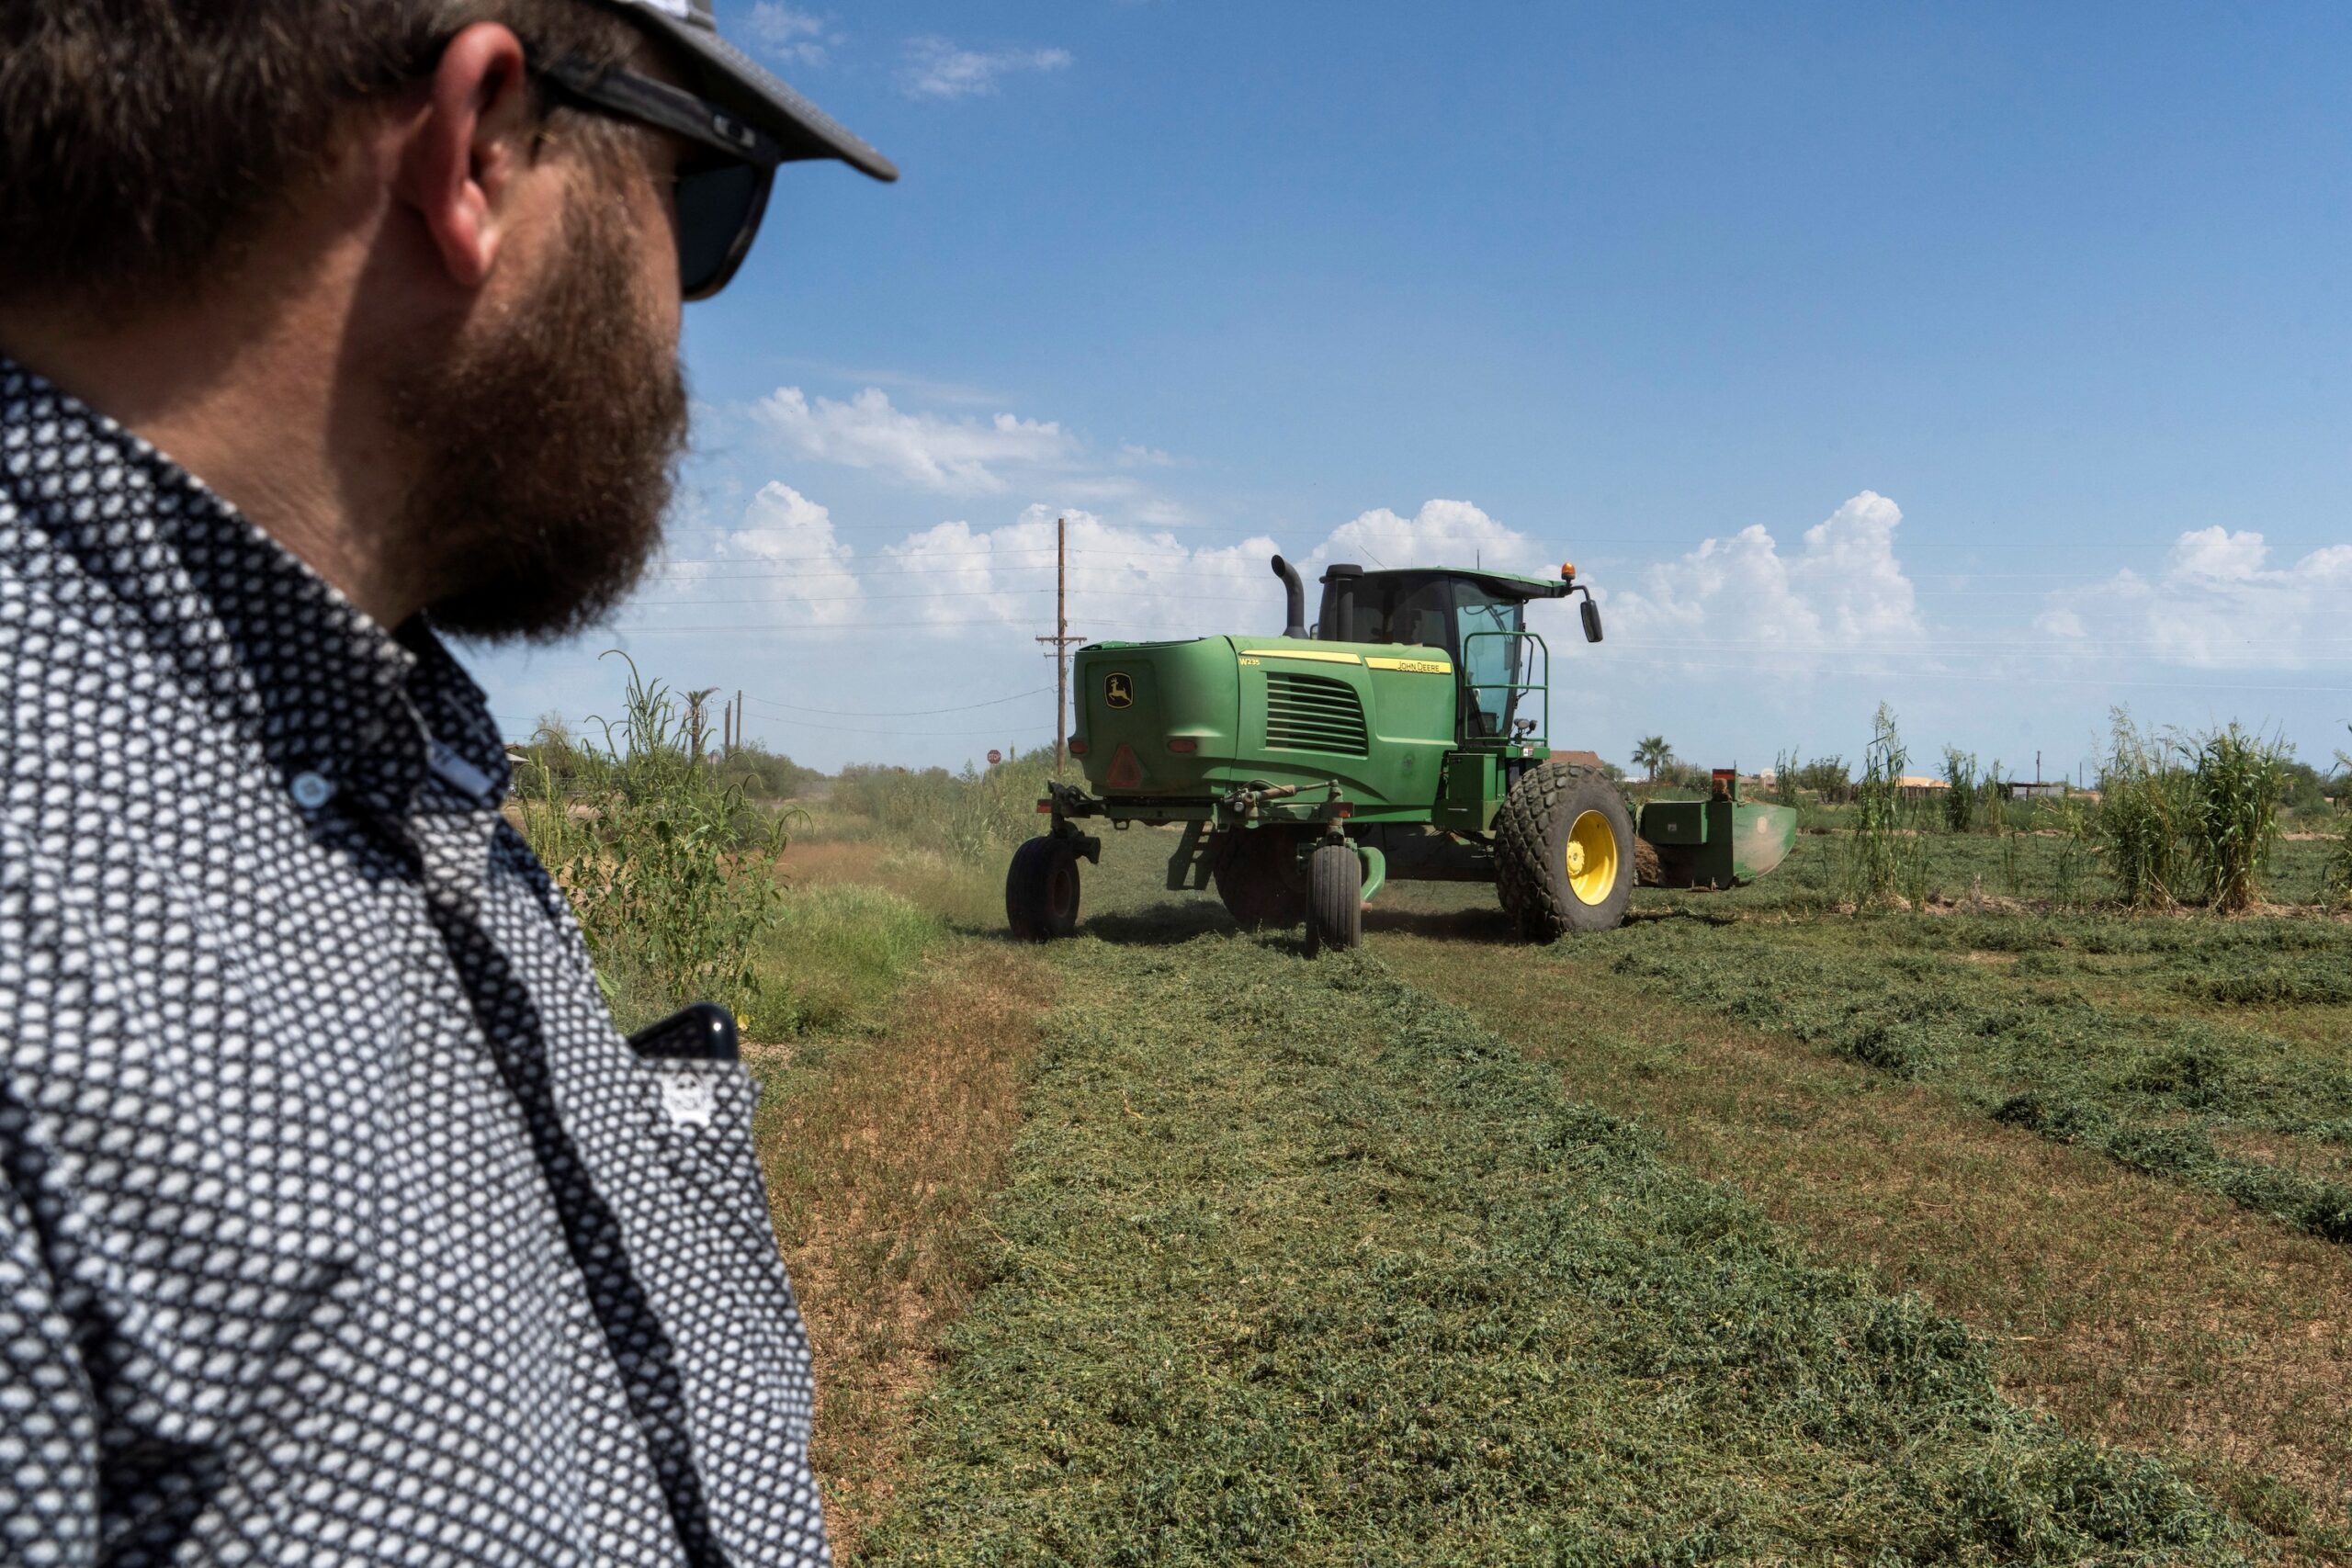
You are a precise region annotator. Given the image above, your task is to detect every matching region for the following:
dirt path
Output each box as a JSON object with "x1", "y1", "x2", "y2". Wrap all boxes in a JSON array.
[
  {"x1": 753, "y1": 935, "x2": 1058, "y2": 1561},
  {"x1": 1379, "y1": 932, "x2": 2352, "y2": 1560}
]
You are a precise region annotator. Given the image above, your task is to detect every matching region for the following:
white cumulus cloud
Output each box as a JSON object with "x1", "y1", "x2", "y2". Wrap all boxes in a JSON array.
[
  {"x1": 658, "y1": 481, "x2": 864, "y2": 627},
  {"x1": 860, "y1": 498, "x2": 1562, "y2": 647},
  {"x1": 2040, "y1": 526, "x2": 2352, "y2": 670},
  {"x1": 754, "y1": 387, "x2": 1077, "y2": 495},
  {"x1": 900, "y1": 37, "x2": 1072, "y2": 99},
  {"x1": 745, "y1": 4, "x2": 831, "y2": 64},
  {"x1": 1606, "y1": 491, "x2": 1924, "y2": 656},
  {"x1": 1304, "y1": 498, "x2": 1545, "y2": 578},
  {"x1": 877, "y1": 505, "x2": 1273, "y2": 637}
]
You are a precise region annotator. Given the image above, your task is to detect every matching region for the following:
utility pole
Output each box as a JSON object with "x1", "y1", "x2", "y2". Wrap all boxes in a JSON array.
[{"x1": 1035, "y1": 514, "x2": 1082, "y2": 774}]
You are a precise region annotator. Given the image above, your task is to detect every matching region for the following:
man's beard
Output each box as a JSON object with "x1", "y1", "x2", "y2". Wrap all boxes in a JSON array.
[{"x1": 391, "y1": 182, "x2": 687, "y2": 643}]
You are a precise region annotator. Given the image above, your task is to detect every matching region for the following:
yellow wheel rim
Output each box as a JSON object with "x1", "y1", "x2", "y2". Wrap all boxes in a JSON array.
[{"x1": 1566, "y1": 809, "x2": 1618, "y2": 905}]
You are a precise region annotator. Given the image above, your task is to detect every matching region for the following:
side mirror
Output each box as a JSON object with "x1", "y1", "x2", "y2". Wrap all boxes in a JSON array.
[{"x1": 1580, "y1": 598, "x2": 1604, "y2": 644}]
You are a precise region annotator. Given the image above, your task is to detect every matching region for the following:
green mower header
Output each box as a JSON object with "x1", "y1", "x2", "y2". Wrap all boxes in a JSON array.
[{"x1": 1006, "y1": 555, "x2": 1797, "y2": 951}]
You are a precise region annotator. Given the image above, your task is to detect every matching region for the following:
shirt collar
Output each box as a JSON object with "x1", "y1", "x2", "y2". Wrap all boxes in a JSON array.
[{"x1": 0, "y1": 357, "x2": 513, "y2": 813}]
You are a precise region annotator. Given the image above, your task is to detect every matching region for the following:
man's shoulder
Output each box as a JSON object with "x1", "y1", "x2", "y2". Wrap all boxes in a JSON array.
[{"x1": 0, "y1": 518, "x2": 221, "y2": 823}]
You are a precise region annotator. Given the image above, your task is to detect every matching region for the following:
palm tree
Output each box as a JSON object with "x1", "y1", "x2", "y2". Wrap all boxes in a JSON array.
[{"x1": 1633, "y1": 735, "x2": 1673, "y2": 784}]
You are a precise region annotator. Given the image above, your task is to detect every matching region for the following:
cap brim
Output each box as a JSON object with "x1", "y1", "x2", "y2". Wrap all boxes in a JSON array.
[{"x1": 623, "y1": 9, "x2": 899, "y2": 182}]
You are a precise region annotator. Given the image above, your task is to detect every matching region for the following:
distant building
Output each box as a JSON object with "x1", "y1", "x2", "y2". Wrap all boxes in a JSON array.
[
  {"x1": 2006, "y1": 779, "x2": 2071, "y2": 801},
  {"x1": 1894, "y1": 774, "x2": 1951, "y2": 803}
]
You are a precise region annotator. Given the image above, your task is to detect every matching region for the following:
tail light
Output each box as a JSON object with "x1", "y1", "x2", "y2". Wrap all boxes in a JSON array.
[
  {"x1": 1167, "y1": 737, "x2": 1199, "y2": 754},
  {"x1": 1106, "y1": 744, "x2": 1144, "y2": 789},
  {"x1": 1069, "y1": 738, "x2": 1090, "y2": 757}
]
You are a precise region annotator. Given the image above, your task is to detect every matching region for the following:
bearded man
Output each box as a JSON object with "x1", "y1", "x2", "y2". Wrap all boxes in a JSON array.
[{"x1": 0, "y1": 3, "x2": 893, "y2": 1562}]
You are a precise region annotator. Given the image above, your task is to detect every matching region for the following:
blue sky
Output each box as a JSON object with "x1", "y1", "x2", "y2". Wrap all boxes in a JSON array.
[{"x1": 469, "y1": 0, "x2": 2352, "y2": 783}]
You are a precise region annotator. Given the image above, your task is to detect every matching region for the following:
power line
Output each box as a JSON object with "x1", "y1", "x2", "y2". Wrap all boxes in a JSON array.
[
  {"x1": 743, "y1": 685, "x2": 1052, "y2": 717},
  {"x1": 646, "y1": 546, "x2": 1200, "y2": 570},
  {"x1": 612, "y1": 618, "x2": 1076, "y2": 631},
  {"x1": 601, "y1": 615, "x2": 2352, "y2": 654},
  {"x1": 741, "y1": 714, "x2": 1053, "y2": 738},
  {"x1": 620, "y1": 588, "x2": 1268, "y2": 609},
  {"x1": 644, "y1": 587, "x2": 1057, "y2": 604},
  {"x1": 658, "y1": 522, "x2": 2352, "y2": 556}
]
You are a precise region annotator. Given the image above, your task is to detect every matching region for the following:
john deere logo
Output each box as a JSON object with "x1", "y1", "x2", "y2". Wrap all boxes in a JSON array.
[{"x1": 1103, "y1": 672, "x2": 1136, "y2": 709}]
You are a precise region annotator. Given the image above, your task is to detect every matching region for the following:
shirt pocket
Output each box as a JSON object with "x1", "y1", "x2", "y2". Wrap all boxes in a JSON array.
[
  {"x1": 630, "y1": 1057, "x2": 822, "y2": 1468},
  {"x1": 638, "y1": 1058, "x2": 810, "y2": 1325}
]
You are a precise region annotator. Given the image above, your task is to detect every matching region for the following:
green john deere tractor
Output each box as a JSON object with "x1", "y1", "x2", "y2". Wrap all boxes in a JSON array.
[{"x1": 1006, "y1": 555, "x2": 1797, "y2": 952}]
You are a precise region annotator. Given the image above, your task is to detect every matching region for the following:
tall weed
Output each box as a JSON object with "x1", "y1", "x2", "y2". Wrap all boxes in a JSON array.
[
  {"x1": 1940, "y1": 746, "x2": 1977, "y2": 833},
  {"x1": 2044, "y1": 797, "x2": 2096, "y2": 908},
  {"x1": 514, "y1": 653, "x2": 789, "y2": 1032},
  {"x1": 2326, "y1": 814, "x2": 2352, "y2": 910},
  {"x1": 2095, "y1": 709, "x2": 2192, "y2": 909},
  {"x1": 1997, "y1": 830, "x2": 2025, "y2": 897},
  {"x1": 2191, "y1": 724, "x2": 2288, "y2": 914},
  {"x1": 1844, "y1": 705, "x2": 1925, "y2": 907},
  {"x1": 2329, "y1": 727, "x2": 2352, "y2": 908}
]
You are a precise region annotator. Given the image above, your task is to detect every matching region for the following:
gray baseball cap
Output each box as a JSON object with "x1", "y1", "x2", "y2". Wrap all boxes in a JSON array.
[{"x1": 585, "y1": 0, "x2": 898, "y2": 182}]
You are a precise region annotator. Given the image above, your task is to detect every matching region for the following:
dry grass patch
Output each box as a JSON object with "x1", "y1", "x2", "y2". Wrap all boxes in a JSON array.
[
  {"x1": 1379, "y1": 931, "x2": 2352, "y2": 1562},
  {"x1": 757, "y1": 941, "x2": 1057, "y2": 1561},
  {"x1": 2211, "y1": 1126, "x2": 2352, "y2": 1184}
]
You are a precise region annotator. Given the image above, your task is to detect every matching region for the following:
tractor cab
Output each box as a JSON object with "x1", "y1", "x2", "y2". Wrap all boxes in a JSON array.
[{"x1": 1310, "y1": 562, "x2": 1601, "y2": 745}]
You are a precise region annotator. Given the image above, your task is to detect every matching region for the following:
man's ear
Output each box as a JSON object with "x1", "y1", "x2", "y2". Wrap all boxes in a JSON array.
[{"x1": 392, "y1": 24, "x2": 540, "y2": 291}]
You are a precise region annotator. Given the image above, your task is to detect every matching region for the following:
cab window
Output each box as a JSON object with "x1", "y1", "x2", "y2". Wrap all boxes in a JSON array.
[
  {"x1": 1339, "y1": 577, "x2": 1450, "y2": 648},
  {"x1": 1453, "y1": 585, "x2": 1525, "y2": 739}
]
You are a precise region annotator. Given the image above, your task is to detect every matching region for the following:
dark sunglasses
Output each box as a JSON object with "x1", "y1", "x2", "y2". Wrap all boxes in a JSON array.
[{"x1": 534, "y1": 56, "x2": 783, "y2": 300}]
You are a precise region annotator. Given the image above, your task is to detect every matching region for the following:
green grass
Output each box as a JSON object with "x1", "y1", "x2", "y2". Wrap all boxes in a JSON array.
[
  {"x1": 865, "y1": 927, "x2": 2249, "y2": 1565},
  {"x1": 1643, "y1": 825, "x2": 2342, "y2": 914},
  {"x1": 1567, "y1": 911, "x2": 2352, "y2": 1244},
  {"x1": 1370, "y1": 921, "x2": 2352, "y2": 1562},
  {"x1": 752, "y1": 882, "x2": 946, "y2": 1037}
]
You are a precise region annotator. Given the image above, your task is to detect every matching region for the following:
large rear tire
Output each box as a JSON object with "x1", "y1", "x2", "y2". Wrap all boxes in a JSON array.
[
  {"x1": 1305, "y1": 841, "x2": 1363, "y2": 956},
  {"x1": 1006, "y1": 835, "x2": 1081, "y2": 942},
  {"x1": 1212, "y1": 828, "x2": 1306, "y2": 931},
  {"x1": 1494, "y1": 761, "x2": 1634, "y2": 940}
]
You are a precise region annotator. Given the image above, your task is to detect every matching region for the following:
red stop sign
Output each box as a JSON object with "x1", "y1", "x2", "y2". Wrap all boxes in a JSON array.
[{"x1": 987, "y1": 750, "x2": 1002, "y2": 765}]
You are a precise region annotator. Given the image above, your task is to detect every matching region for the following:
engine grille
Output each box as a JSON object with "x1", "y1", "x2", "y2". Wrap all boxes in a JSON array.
[{"x1": 1263, "y1": 671, "x2": 1368, "y2": 756}]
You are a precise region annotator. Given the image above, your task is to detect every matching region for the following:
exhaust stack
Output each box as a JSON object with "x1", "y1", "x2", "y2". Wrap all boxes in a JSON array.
[{"x1": 1271, "y1": 554, "x2": 1307, "y2": 638}]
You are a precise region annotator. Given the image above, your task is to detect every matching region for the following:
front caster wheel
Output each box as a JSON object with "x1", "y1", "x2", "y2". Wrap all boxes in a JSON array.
[
  {"x1": 1305, "y1": 841, "x2": 1363, "y2": 956},
  {"x1": 1007, "y1": 835, "x2": 1081, "y2": 942}
]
